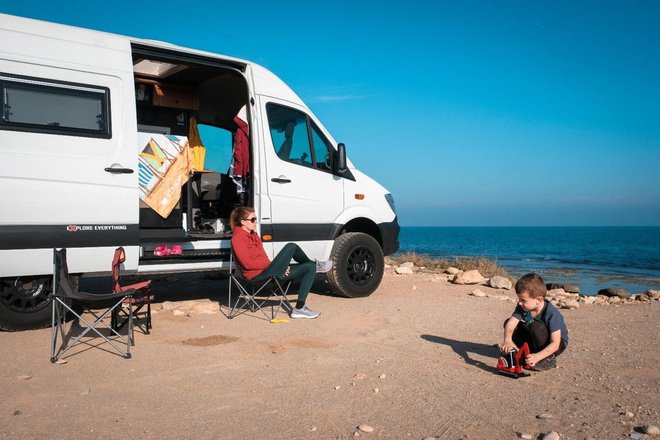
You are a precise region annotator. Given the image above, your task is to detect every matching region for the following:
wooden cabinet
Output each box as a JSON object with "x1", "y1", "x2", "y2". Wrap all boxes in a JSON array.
[{"x1": 152, "y1": 84, "x2": 199, "y2": 110}]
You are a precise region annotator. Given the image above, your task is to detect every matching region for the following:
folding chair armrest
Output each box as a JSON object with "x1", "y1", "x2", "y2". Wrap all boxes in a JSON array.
[{"x1": 67, "y1": 289, "x2": 137, "y2": 302}]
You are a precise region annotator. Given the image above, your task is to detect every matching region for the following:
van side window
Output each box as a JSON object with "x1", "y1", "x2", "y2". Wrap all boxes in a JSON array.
[
  {"x1": 0, "y1": 74, "x2": 111, "y2": 138},
  {"x1": 310, "y1": 121, "x2": 333, "y2": 171},
  {"x1": 266, "y1": 103, "x2": 336, "y2": 173},
  {"x1": 266, "y1": 104, "x2": 313, "y2": 168}
]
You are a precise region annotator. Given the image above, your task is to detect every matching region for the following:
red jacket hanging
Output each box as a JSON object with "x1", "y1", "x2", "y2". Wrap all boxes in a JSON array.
[{"x1": 232, "y1": 115, "x2": 250, "y2": 178}]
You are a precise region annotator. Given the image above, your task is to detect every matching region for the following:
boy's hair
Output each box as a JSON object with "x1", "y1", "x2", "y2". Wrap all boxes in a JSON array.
[
  {"x1": 515, "y1": 273, "x2": 546, "y2": 299},
  {"x1": 229, "y1": 206, "x2": 255, "y2": 230}
]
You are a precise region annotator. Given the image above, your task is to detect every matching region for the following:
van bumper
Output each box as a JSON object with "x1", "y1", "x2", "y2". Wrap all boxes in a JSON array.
[{"x1": 378, "y1": 217, "x2": 400, "y2": 256}]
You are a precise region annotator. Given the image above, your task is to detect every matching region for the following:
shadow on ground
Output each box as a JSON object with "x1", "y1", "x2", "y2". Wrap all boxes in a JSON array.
[
  {"x1": 421, "y1": 334, "x2": 500, "y2": 374},
  {"x1": 80, "y1": 272, "x2": 337, "y2": 305}
]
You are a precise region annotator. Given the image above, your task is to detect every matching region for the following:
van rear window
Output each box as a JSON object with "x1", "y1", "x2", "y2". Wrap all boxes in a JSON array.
[{"x1": 0, "y1": 74, "x2": 111, "y2": 138}]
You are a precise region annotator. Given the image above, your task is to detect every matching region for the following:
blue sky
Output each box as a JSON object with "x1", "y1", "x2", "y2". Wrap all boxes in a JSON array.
[{"x1": 3, "y1": 1, "x2": 659, "y2": 226}]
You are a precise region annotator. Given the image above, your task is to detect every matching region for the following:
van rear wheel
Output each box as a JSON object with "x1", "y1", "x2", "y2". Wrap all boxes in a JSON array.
[
  {"x1": 327, "y1": 232, "x2": 384, "y2": 298},
  {"x1": 0, "y1": 276, "x2": 54, "y2": 331}
]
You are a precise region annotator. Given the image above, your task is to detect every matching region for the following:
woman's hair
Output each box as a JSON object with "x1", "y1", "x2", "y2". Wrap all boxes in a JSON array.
[
  {"x1": 515, "y1": 273, "x2": 546, "y2": 298},
  {"x1": 229, "y1": 207, "x2": 255, "y2": 230}
]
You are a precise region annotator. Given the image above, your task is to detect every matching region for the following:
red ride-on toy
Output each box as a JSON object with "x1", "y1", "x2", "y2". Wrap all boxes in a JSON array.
[{"x1": 497, "y1": 342, "x2": 531, "y2": 378}]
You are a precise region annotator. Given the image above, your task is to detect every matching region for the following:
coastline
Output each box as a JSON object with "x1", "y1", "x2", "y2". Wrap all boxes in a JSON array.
[{"x1": 398, "y1": 225, "x2": 660, "y2": 296}]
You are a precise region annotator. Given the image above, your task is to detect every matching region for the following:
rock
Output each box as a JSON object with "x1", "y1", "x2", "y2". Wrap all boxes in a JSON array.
[
  {"x1": 193, "y1": 300, "x2": 220, "y2": 314},
  {"x1": 399, "y1": 261, "x2": 414, "y2": 268},
  {"x1": 378, "y1": 373, "x2": 386, "y2": 379},
  {"x1": 598, "y1": 288, "x2": 631, "y2": 298},
  {"x1": 395, "y1": 266, "x2": 414, "y2": 275},
  {"x1": 541, "y1": 431, "x2": 560, "y2": 440},
  {"x1": 311, "y1": 426, "x2": 317, "y2": 432},
  {"x1": 547, "y1": 283, "x2": 580, "y2": 293},
  {"x1": 55, "y1": 359, "x2": 68, "y2": 365},
  {"x1": 537, "y1": 412, "x2": 553, "y2": 420},
  {"x1": 557, "y1": 299, "x2": 580, "y2": 309},
  {"x1": 635, "y1": 293, "x2": 651, "y2": 302},
  {"x1": 172, "y1": 310, "x2": 188, "y2": 317},
  {"x1": 17, "y1": 375, "x2": 32, "y2": 380},
  {"x1": 644, "y1": 289, "x2": 660, "y2": 299},
  {"x1": 445, "y1": 267, "x2": 461, "y2": 275},
  {"x1": 547, "y1": 288, "x2": 567, "y2": 298},
  {"x1": 489, "y1": 275, "x2": 513, "y2": 290},
  {"x1": 518, "y1": 433, "x2": 533, "y2": 440},
  {"x1": 161, "y1": 301, "x2": 179, "y2": 311},
  {"x1": 422, "y1": 437, "x2": 436, "y2": 440},
  {"x1": 357, "y1": 424, "x2": 374, "y2": 433},
  {"x1": 470, "y1": 289, "x2": 487, "y2": 297},
  {"x1": 643, "y1": 424, "x2": 660, "y2": 435},
  {"x1": 373, "y1": 388, "x2": 379, "y2": 393},
  {"x1": 451, "y1": 270, "x2": 484, "y2": 285},
  {"x1": 334, "y1": 385, "x2": 341, "y2": 390},
  {"x1": 608, "y1": 296, "x2": 623, "y2": 305},
  {"x1": 580, "y1": 296, "x2": 597, "y2": 304},
  {"x1": 625, "y1": 411, "x2": 634, "y2": 418},
  {"x1": 594, "y1": 295, "x2": 609, "y2": 304}
]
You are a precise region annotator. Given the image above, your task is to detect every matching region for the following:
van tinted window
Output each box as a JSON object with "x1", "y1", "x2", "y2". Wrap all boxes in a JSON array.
[
  {"x1": 266, "y1": 103, "x2": 334, "y2": 172},
  {"x1": 0, "y1": 74, "x2": 111, "y2": 138}
]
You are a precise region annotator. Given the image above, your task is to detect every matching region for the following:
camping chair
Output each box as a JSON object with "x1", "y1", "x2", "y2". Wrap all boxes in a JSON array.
[
  {"x1": 110, "y1": 247, "x2": 153, "y2": 341},
  {"x1": 50, "y1": 248, "x2": 136, "y2": 362},
  {"x1": 227, "y1": 249, "x2": 293, "y2": 320}
]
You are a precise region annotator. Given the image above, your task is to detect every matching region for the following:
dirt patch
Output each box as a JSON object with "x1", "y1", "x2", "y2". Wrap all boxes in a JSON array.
[{"x1": 182, "y1": 334, "x2": 238, "y2": 346}]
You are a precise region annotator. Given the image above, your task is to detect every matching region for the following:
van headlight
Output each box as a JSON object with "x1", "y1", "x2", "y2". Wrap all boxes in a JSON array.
[{"x1": 384, "y1": 193, "x2": 396, "y2": 214}]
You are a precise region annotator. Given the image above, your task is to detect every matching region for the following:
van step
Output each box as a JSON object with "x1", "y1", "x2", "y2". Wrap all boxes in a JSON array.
[
  {"x1": 139, "y1": 228, "x2": 231, "y2": 243},
  {"x1": 140, "y1": 248, "x2": 230, "y2": 262},
  {"x1": 187, "y1": 231, "x2": 232, "y2": 240},
  {"x1": 138, "y1": 257, "x2": 228, "y2": 267},
  {"x1": 139, "y1": 228, "x2": 188, "y2": 243}
]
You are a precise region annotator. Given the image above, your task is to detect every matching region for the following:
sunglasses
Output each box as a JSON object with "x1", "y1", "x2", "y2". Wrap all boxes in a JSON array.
[{"x1": 242, "y1": 217, "x2": 257, "y2": 223}]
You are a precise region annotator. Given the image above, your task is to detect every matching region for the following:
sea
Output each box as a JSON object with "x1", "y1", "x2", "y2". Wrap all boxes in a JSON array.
[{"x1": 397, "y1": 226, "x2": 660, "y2": 296}]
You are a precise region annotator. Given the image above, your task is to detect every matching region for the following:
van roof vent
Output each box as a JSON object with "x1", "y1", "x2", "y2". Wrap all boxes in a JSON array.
[{"x1": 133, "y1": 59, "x2": 188, "y2": 78}]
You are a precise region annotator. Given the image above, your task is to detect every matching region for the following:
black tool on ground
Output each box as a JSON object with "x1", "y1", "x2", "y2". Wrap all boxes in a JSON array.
[{"x1": 496, "y1": 342, "x2": 531, "y2": 379}]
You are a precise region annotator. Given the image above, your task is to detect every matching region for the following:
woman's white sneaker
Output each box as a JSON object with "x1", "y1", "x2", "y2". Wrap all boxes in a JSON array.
[{"x1": 290, "y1": 305, "x2": 320, "y2": 319}]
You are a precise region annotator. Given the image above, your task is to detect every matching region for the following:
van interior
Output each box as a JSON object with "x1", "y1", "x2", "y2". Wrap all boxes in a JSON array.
[{"x1": 131, "y1": 45, "x2": 250, "y2": 260}]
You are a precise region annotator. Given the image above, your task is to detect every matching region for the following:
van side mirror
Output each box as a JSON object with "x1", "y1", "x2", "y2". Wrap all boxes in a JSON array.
[{"x1": 336, "y1": 143, "x2": 347, "y2": 173}]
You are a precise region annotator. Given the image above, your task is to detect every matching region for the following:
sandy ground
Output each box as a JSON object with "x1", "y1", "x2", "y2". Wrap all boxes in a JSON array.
[{"x1": 1, "y1": 269, "x2": 659, "y2": 440}]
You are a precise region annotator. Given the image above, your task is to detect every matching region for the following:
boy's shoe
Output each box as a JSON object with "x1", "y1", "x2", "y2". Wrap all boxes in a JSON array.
[
  {"x1": 531, "y1": 356, "x2": 557, "y2": 371},
  {"x1": 290, "y1": 305, "x2": 320, "y2": 319},
  {"x1": 315, "y1": 260, "x2": 333, "y2": 273}
]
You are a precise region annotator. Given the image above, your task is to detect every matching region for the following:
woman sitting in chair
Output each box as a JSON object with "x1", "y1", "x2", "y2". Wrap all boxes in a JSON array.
[{"x1": 230, "y1": 207, "x2": 332, "y2": 319}]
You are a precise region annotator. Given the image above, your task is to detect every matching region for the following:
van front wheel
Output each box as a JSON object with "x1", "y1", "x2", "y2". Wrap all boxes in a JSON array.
[{"x1": 327, "y1": 232, "x2": 384, "y2": 298}]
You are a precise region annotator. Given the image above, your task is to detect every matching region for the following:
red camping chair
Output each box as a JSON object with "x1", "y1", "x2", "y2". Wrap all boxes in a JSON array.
[{"x1": 110, "y1": 247, "x2": 153, "y2": 340}]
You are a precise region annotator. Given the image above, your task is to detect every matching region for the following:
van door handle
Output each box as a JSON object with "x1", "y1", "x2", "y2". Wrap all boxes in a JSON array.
[
  {"x1": 271, "y1": 176, "x2": 291, "y2": 183},
  {"x1": 104, "y1": 167, "x2": 134, "y2": 174}
]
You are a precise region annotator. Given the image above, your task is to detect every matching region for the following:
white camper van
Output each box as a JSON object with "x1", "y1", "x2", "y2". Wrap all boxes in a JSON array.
[{"x1": 0, "y1": 14, "x2": 399, "y2": 331}]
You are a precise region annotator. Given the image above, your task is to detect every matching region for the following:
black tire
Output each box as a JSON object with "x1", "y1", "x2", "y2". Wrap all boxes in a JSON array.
[
  {"x1": 326, "y1": 232, "x2": 384, "y2": 298},
  {"x1": 0, "y1": 276, "x2": 54, "y2": 331}
]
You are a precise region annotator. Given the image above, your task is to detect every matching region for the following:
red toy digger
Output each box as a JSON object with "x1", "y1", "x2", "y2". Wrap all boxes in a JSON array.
[{"x1": 497, "y1": 342, "x2": 531, "y2": 379}]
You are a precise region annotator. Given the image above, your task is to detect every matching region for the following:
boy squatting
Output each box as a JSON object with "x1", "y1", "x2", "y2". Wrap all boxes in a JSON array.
[{"x1": 500, "y1": 273, "x2": 569, "y2": 371}]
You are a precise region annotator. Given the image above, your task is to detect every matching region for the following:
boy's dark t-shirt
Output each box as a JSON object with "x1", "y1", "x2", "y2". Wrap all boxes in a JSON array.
[{"x1": 512, "y1": 299, "x2": 569, "y2": 346}]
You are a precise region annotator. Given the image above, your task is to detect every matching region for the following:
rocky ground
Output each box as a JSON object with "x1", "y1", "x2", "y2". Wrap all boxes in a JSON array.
[{"x1": 1, "y1": 265, "x2": 658, "y2": 440}]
